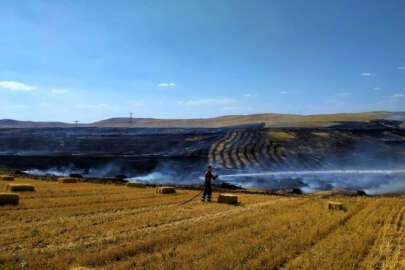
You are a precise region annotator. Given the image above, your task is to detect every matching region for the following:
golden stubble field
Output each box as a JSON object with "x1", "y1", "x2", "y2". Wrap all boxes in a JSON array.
[{"x1": 1, "y1": 177, "x2": 405, "y2": 270}]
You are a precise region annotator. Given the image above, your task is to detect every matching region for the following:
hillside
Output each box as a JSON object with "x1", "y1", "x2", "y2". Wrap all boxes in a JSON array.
[
  {"x1": 1, "y1": 111, "x2": 405, "y2": 128},
  {"x1": 0, "y1": 176, "x2": 404, "y2": 270}
]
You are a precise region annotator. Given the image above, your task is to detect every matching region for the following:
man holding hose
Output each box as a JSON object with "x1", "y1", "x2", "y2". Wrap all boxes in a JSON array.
[{"x1": 202, "y1": 165, "x2": 218, "y2": 202}]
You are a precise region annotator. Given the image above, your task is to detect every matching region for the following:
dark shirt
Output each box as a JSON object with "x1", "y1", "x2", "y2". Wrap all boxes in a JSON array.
[{"x1": 204, "y1": 170, "x2": 216, "y2": 185}]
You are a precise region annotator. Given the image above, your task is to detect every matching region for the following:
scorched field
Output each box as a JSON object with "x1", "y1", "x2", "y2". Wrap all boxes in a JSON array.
[{"x1": 1, "y1": 177, "x2": 405, "y2": 270}]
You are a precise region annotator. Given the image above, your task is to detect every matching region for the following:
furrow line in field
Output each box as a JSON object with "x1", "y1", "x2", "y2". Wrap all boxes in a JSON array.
[
  {"x1": 276, "y1": 202, "x2": 372, "y2": 270},
  {"x1": 38, "y1": 198, "x2": 296, "y2": 256},
  {"x1": 230, "y1": 131, "x2": 248, "y2": 169},
  {"x1": 221, "y1": 132, "x2": 238, "y2": 169}
]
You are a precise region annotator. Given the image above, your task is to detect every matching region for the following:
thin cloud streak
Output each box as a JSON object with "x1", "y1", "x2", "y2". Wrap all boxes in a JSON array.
[
  {"x1": 0, "y1": 81, "x2": 37, "y2": 91},
  {"x1": 157, "y1": 82, "x2": 176, "y2": 87}
]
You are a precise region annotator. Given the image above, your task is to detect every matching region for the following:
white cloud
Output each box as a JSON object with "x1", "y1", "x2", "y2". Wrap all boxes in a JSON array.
[
  {"x1": 397, "y1": 66, "x2": 405, "y2": 70},
  {"x1": 178, "y1": 98, "x2": 236, "y2": 106},
  {"x1": 0, "y1": 81, "x2": 36, "y2": 91},
  {"x1": 51, "y1": 88, "x2": 69, "y2": 94},
  {"x1": 392, "y1": 94, "x2": 405, "y2": 98},
  {"x1": 373, "y1": 87, "x2": 381, "y2": 91},
  {"x1": 243, "y1": 93, "x2": 258, "y2": 98},
  {"x1": 280, "y1": 91, "x2": 288, "y2": 95},
  {"x1": 157, "y1": 82, "x2": 176, "y2": 87},
  {"x1": 361, "y1": 72, "x2": 372, "y2": 77}
]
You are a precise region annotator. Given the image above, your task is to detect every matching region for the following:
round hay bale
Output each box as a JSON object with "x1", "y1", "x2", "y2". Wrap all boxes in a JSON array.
[
  {"x1": 0, "y1": 193, "x2": 19, "y2": 205},
  {"x1": 6, "y1": 184, "x2": 35, "y2": 192},
  {"x1": 218, "y1": 193, "x2": 238, "y2": 204},
  {"x1": 59, "y1": 178, "x2": 78, "y2": 183},
  {"x1": 156, "y1": 186, "x2": 176, "y2": 194},
  {"x1": 1, "y1": 176, "x2": 14, "y2": 181},
  {"x1": 126, "y1": 182, "x2": 146, "y2": 188}
]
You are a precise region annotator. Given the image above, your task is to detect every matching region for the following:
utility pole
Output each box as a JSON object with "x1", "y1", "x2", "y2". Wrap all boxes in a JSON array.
[
  {"x1": 74, "y1": 120, "x2": 79, "y2": 128},
  {"x1": 129, "y1": 112, "x2": 133, "y2": 127}
]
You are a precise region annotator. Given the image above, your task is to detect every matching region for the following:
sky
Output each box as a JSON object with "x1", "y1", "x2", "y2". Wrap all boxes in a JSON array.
[{"x1": 0, "y1": 0, "x2": 405, "y2": 123}]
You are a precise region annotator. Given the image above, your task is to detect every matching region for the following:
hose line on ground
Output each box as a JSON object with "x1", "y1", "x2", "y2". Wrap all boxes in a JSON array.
[{"x1": 178, "y1": 189, "x2": 204, "y2": 206}]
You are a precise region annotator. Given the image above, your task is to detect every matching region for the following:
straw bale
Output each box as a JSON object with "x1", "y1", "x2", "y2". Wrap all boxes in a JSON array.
[
  {"x1": 59, "y1": 178, "x2": 78, "y2": 183},
  {"x1": 328, "y1": 201, "x2": 344, "y2": 210},
  {"x1": 156, "y1": 186, "x2": 176, "y2": 194},
  {"x1": 126, "y1": 182, "x2": 146, "y2": 188},
  {"x1": 218, "y1": 193, "x2": 238, "y2": 204},
  {"x1": 1, "y1": 176, "x2": 14, "y2": 181},
  {"x1": 0, "y1": 193, "x2": 19, "y2": 205},
  {"x1": 6, "y1": 184, "x2": 35, "y2": 192}
]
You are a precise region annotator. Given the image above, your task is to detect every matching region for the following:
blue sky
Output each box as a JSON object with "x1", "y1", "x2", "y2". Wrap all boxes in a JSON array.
[{"x1": 0, "y1": 0, "x2": 405, "y2": 122}]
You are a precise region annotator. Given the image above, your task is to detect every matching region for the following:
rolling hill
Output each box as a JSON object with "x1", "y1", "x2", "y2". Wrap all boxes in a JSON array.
[{"x1": 1, "y1": 111, "x2": 405, "y2": 128}]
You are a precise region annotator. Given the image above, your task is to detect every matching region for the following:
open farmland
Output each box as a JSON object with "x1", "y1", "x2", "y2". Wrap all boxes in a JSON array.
[{"x1": 1, "y1": 177, "x2": 405, "y2": 270}]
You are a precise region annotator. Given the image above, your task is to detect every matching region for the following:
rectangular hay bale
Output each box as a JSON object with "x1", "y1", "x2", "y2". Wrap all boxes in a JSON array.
[
  {"x1": 58, "y1": 177, "x2": 78, "y2": 183},
  {"x1": 126, "y1": 182, "x2": 146, "y2": 188},
  {"x1": 218, "y1": 193, "x2": 238, "y2": 204},
  {"x1": 0, "y1": 193, "x2": 19, "y2": 205},
  {"x1": 1, "y1": 176, "x2": 14, "y2": 181},
  {"x1": 156, "y1": 186, "x2": 176, "y2": 194},
  {"x1": 328, "y1": 201, "x2": 344, "y2": 210},
  {"x1": 6, "y1": 184, "x2": 35, "y2": 192}
]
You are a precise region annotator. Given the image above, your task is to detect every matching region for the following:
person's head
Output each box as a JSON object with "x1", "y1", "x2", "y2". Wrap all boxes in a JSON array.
[{"x1": 207, "y1": 165, "x2": 212, "y2": 171}]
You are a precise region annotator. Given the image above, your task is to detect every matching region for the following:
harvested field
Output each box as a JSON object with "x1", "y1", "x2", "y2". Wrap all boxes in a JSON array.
[{"x1": 0, "y1": 177, "x2": 404, "y2": 270}]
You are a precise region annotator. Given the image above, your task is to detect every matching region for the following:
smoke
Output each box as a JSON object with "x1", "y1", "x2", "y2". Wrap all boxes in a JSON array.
[
  {"x1": 24, "y1": 162, "x2": 125, "y2": 178},
  {"x1": 219, "y1": 169, "x2": 405, "y2": 194},
  {"x1": 126, "y1": 161, "x2": 204, "y2": 185}
]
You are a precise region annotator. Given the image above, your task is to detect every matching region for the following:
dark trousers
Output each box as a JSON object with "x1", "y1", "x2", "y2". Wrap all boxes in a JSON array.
[{"x1": 202, "y1": 184, "x2": 212, "y2": 201}]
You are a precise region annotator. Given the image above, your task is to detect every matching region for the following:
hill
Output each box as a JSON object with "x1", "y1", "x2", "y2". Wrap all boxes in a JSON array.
[{"x1": 1, "y1": 111, "x2": 405, "y2": 128}]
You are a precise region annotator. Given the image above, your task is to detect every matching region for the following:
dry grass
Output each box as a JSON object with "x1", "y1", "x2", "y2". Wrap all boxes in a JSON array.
[
  {"x1": 267, "y1": 131, "x2": 297, "y2": 141},
  {"x1": 312, "y1": 132, "x2": 329, "y2": 137},
  {"x1": 0, "y1": 177, "x2": 404, "y2": 270}
]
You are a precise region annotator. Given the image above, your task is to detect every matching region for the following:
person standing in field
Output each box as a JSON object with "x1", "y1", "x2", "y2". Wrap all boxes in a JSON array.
[{"x1": 202, "y1": 165, "x2": 218, "y2": 202}]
